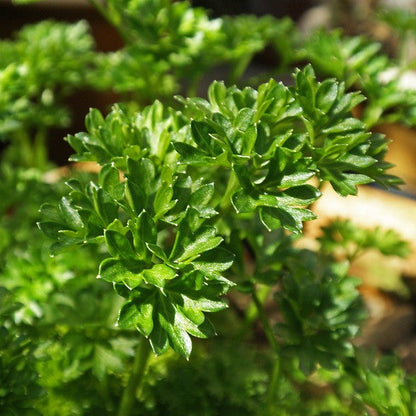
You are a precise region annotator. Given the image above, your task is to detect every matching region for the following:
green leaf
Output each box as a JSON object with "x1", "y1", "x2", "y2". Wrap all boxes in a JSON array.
[
  {"x1": 153, "y1": 182, "x2": 175, "y2": 218},
  {"x1": 323, "y1": 117, "x2": 364, "y2": 134},
  {"x1": 146, "y1": 243, "x2": 169, "y2": 262},
  {"x1": 191, "y1": 120, "x2": 215, "y2": 153},
  {"x1": 98, "y1": 257, "x2": 143, "y2": 286},
  {"x1": 90, "y1": 184, "x2": 118, "y2": 225},
  {"x1": 157, "y1": 296, "x2": 192, "y2": 358},
  {"x1": 173, "y1": 142, "x2": 218, "y2": 166},
  {"x1": 99, "y1": 164, "x2": 124, "y2": 200},
  {"x1": 149, "y1": 319, "x2": 170, "y2": 356},
  {"x1": 189, "y1": 182, "x2": 217, "y2": 218},
  {"x1": 181, "y1": 292, "x2": 227, "y2": 313},
  {"x1": 231, "y1": 190, "x2": 258, "y2": 213},
  {"x1": 126, "y1": 157, "x2": 155, "y2": 197},
  {"x1": 142, "y1": 264, "x2": 177, "y2": 287},
  {"x1": 85, "y1": 108, "x2": 105, "y2": 136},
  {"x1": 189, "y1": 183, "x2": 215, "y2": 208},
  {"x1": 59, "y1": 197, "x2": 84, "y2": 230},
  {"x1": 327, "y1": 171, "x2": 373, "y2": 196},
  {"x1": 106, "y1": 218, "x2": 127, "y2": 234},
  {"x1": 316, "y1": 79, "x2": 339, "y2": 114},
  {"x1": 39, "y1": 203, "x2": 63, "y2": 223},
  {"x1": 92, "y1": 344, "x2": 124, "y2": 381},
  {"x1": 175, "y1": 310, "x2": 216, "y2": 339},
  {"x1": 260, "y1": 206, "x2": 317, "y2": 234},
  {"x1": 118, "y1": 295, "x2": 154, "y2": 337},
  {"x1": 234, "y1": 107, "x2": 255, "y2": 131},
  {"x1": 241, "y1": 124, "x2": 257, "y2": 156},
  {"x1": 177, "y1": 303, "x2": 205, "y2": 326},
  {"x1": 125, "y1": 178, "x2": 146, "y2": 214},
  {"x1": 171, "y1": 224, "x2": 223, "y2": 264},
  {"x1": 191, "y1": 247, "x2": 234, "y2": 278},
  {"x1": 208, "y1": 81, "x2": 229, "y2": 115},
  {"x1": 231, "y1": 185, "x2": 320, "y2": 215},
  {"x1": 128, "y1": 211, "x2": 157, "y2": 261},
  {"x1": 37, "y1": 221, "x2": 63, "y2": 240},
  {"x1": 104, "y1": 229, "x2": 136, "y2": 259},
  {"x1": 279, "y1": 185, "x2": 321, "y2": 205}
]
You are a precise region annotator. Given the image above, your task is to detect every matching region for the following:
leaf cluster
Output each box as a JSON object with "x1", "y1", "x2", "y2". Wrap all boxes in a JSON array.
[
  {"x1": 318, "y1": 218, "x2": 411, "y2": 262},
  {"x1": 39, "y1": 103, "x2": 234, "y2": 358},
  {"x1": 138, "y1": 342, "x2": 269, "y2": 416},
  {"x1": 0, "y1": 163, "x2": 139, "y2": 414},
  {"x1": 39, "y1": 66, "x2": 399, "y2": 362},
  {"x1": 90, "y1": 0, "x2": 295, "y2": 103},
  {"x1": 0, "y1": 20, "x2": 95, "y2": 137},
  {"x1": 277, "y1": 252, "x2": 365, "y2": 375},
  {"x1": 298, "y1": 29, "x2": 416, "y2": 127},
  {"x1": 0, "y1": 288, "x2": 43, "y2": 415}
]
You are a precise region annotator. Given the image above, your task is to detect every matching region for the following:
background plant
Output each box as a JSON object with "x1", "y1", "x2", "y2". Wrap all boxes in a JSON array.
[{"x1": 0, "y1": 20, "x2": 96, "y2": 169}]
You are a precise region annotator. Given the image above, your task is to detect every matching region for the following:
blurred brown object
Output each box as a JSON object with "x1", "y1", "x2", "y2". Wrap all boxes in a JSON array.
[
  {"x1": 356, "y1": 285, "x2": 416, "y2": 350},
  {"x1": 307, "y1": 183, "x2": 416, "y2": 274},
  {"x1": 376, "y1": 123, "x2": 416, "y2": 195}
]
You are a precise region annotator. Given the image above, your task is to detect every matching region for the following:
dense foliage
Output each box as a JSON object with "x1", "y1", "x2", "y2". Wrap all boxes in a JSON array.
[{"x1": 2, "y1": 0, "x2": 416, "y2": 414}]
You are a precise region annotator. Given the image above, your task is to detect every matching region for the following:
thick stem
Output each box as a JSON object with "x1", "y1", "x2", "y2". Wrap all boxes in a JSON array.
[{"x1": 117, "y1": 337, "x2": 152, "y2": 416}]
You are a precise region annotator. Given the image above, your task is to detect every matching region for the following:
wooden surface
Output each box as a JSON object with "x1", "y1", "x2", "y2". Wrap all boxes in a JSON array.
[{"x1": 306, "y1": 183, "x2": 416, "y2": 277}]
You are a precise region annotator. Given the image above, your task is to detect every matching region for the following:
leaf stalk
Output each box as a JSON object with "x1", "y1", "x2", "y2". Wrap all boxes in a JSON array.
[
  {"x1": 251, "y1": 288, "x2": 281, "y2": 412},
  {"x1": 117, "y1": 337, "x2": 151, "y2": 416}
]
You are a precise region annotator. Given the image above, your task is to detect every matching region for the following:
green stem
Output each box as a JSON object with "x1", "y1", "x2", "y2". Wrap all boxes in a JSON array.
[
  {"x1": 88, "y1": 0, "x2": 110, "y2": 21},
  {"x1": 399, "y1": 32, "x2": 411, "y2": 67},
  {"x1": 347, "y1": 245, "x2": 363, "y2": 263},
  {"x1": 252, "y1": 289, "x2": 279, "y2": 353},
  {"x1": 117, "y1": 338, "x2": 151, "y2": 416},
  {"x1": 228, "y1": 55, "x2": 252, "y2": 85},
  {"x1": 219, "y1": 170, "x2": 238, "y2": 210},
  {"x1": 235, "y1": 285, "x2": 271, "y2": 343},
  {"x1": 14, "y1": 130, "x2": 33, "y2": 168},
  {"x1": 251, "y1": 289, "x2": 281, "y2": 413},
  {"x1": 266, "y1": 358, "x2": 281, "y2": 413},
  {"x1": 34, "y1": 128, "x2": 47, "y2": 170},
  {"x1": 186, "y1": 74, "x2": 202, "y2": 97},
  {"x1": 88, "y1": 0, "x2": 131, "y2": 43}
]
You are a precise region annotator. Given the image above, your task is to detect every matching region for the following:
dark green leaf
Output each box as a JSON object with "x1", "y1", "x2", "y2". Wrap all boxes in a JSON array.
[{"x1": 104, "y1": 229, "x2": 136, "y2": 259}]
